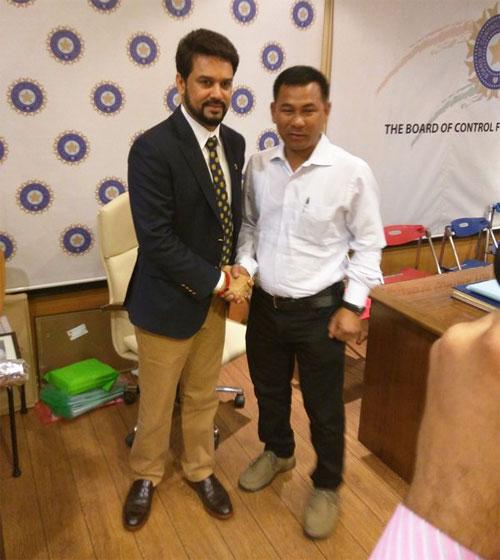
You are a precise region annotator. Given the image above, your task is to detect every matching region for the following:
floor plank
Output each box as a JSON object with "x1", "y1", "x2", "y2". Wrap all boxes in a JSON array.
[
  {"x1": 22, "y1": 414, "x2": 96, "y2": 559},
  {"x1": 0, "y1": 414, "x2": 49, "y2": 560}
]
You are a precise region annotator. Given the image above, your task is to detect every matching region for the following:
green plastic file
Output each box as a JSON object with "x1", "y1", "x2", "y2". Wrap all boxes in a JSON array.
[{"x1": 43, "y1": 358, "x2": 119, "y2": 395}]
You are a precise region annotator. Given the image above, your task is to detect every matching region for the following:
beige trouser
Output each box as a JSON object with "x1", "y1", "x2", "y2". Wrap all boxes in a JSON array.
[{"x1": 129, "y1": 298, "x2": 226, "y2": 486}]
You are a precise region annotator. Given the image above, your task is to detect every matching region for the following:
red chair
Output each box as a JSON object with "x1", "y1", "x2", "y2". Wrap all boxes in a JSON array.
[
  {"x1": 383, "y1": 224, "x2": 441, "y2": 284},
  {"x1": 359, "y1": 224, "x2": 440, "y2": 329}
]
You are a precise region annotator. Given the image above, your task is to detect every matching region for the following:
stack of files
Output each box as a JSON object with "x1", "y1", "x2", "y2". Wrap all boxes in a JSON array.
[
  {"x1": 41, "y1": 358, "x2": 123, "y2": 418},
  {"x1": 40, "y1": 382, "x2": 125, "y2": 419},
  {"x1": 451, "y1": 279, "x2": 500, "y2": 312}
]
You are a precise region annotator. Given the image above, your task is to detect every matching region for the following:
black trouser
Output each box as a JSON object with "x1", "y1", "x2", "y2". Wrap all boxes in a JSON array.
[{"x1": 246, "y1": 285, "x2": 345, "y2": 490}]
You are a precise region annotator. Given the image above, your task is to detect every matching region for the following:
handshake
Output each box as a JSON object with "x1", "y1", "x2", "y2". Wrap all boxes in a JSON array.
[{"x1": 218, "y1": 265, "x2": 254, "y2": 304}]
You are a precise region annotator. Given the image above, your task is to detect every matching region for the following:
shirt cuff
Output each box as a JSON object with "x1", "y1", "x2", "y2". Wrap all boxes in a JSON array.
[
  {"x1": 237, "y1": 256, "x2": 258, "y2": 278},
  {"x1": 213, "y1": 271, "x2": 226, "y2": 294},
  {"x1": 343, "y1": 280, "x2": 370, "y2": 308},
  {"x1": 369, "y1": 504, "x2": 483, "y2": 560}
]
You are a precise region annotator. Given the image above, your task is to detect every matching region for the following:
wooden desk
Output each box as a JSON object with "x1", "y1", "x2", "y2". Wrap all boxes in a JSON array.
[{"x1": 358, "y1": 266, "x2": 494, "y2": 482}]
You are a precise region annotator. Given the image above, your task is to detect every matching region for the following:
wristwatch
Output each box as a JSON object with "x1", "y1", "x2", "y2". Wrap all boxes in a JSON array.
[{"x1": 341, "y1": 300, "x2": 365, "y2": 315}]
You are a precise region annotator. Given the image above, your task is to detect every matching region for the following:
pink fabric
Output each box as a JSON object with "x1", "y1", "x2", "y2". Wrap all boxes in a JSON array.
[
  {"x1": 360, "y1": 296, "x2": 372, "y2": 320},
  {"x1": 369, "y1": 504, "x2": 483, "y2": 560}
]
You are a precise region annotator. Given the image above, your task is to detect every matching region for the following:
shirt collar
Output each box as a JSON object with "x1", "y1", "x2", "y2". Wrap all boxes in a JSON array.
[
  {"x1": 270, "y1": 133, "x2": 334, "y2": 168},
  {"x1": 181, "y1": 104, "x2": 221, "y2": 150}
]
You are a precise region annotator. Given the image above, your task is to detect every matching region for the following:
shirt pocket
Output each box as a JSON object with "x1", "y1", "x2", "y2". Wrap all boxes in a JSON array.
[{"x1": 292, "y1": 203, "x2": 340, "y2": 244}]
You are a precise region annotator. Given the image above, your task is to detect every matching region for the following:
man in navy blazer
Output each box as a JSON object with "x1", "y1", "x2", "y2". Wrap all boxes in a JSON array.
[{"x1": 122, "y1": 29, "x2": 249, "y2": 531}]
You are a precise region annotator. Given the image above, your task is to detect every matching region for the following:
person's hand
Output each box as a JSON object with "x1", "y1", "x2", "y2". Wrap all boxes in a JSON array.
[
  {"x1": 219, "y1": 265, "x2": 253, "y2": 303},
  {"x1": 405, "y1": 310, "x2": 500, "y2": 559},
  {"x1": 327, "y1": 307, "x2": 363, "y2": 343},
  {"x1": 230, "y1": 264, "x2": 252, "y2": 281}
]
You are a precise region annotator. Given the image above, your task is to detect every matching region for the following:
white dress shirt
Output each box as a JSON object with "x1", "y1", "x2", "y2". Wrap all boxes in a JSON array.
[
  {"x1": 236, "y1": 134, "x2": 385, "y2": 307},
  {"x1": 181, "y1": 104, "x2": 234, "y2": 291},
  {"x1": 180, "y1": 104, "x2": 232, "y2": 203}
]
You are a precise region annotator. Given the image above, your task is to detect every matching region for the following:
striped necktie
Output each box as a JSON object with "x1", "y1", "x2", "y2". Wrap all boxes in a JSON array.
[{"x1": 206, "y1": 136, "x2": 233, "y2": 265}]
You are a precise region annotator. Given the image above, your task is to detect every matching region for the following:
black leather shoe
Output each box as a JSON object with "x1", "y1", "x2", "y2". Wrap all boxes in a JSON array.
[
  {"x1": 123, "y1": 479, "x2": 155, "y2": 531},
  {"x1": 188, "y1": 475, "x2": 233, "y2": 519}
]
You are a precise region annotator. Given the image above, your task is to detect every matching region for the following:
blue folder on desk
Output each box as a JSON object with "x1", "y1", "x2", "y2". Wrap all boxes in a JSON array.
[{"x1": 452, "y1": 281, "x2": 500, "y2": 312}]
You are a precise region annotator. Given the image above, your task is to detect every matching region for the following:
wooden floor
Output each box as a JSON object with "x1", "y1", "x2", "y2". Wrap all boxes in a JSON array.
[{"x1": 0, "y1": 353, "x2": 407, "y2": 560}]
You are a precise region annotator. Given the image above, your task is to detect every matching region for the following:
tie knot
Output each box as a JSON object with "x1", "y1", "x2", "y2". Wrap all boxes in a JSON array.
[{"x1": 206, "y1": 136, "x2": 218, "y2": 150}]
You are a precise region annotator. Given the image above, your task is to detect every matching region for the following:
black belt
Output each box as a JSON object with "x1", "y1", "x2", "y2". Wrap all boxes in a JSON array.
[{"x1": 255, "y1": 283, "x2": 343, "y2": 311}]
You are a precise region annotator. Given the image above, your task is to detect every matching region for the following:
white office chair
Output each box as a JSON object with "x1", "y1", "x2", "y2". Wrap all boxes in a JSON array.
[{"x1": 97, "y1": 192, "x2": 247, "y2": 445}]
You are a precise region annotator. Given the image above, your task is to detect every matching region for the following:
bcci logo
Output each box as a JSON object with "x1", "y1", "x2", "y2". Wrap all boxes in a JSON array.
[
  {"x1": 261, "y1": 43, "x2": 285, "y2": 73},
  {"x1": 88, "y1": 0, "x2": 120, "y2": 13},
  {"x1": 128, "y1": 33, "x2": 159, "y2": 67},
  {"x1": 231, "y1": 0, "x2": 257, "y2": 25},
  {"x1": 163, "y1": 0, "x2": 192, "y2": 18},
  {"x1": 17, "y1": 180, "x2": 53, "y2": 214},
  {"x1": 0, "y1": 138, "x2": 8, "y2": 164},
  {"x1": 47, "y1": 28, "x2": 84, "y2": 64},
  {"x1": 291, "y1": 1, "x2": 314, "y2": 30},
  {"x1": 230, "y1": 86, "x2": 255, "y2": 116},
  {"x1": 60, "y1": 225, "x2": 94, "y2": 256},
  {"x1": 164, "y1": 85, "x2": 180, "y2": 112},
  {"x1": 96, "y1": 177, "x2": 126, "y2": 205},
  {"x1": 54, "y1": 131, "x2": 89, "y2": 165},
  {"x1": 8, "y1": 79, "x2": 46, "y2": 116},
  {"x1": 91, "y1": 82, "x2": 125, "y2": 115},
  {"x1": 467, "y1": 3, "x2": 500, "y2": 98},
  {"x1": 6, "y1": 0, "x2": 35, "y2": 6},
  {"x1": 257, "y1": 130, "x2": 279, "y2": 151},
  {"x1": 0, "y1": 233, "x2": 16, "y2": 261}
]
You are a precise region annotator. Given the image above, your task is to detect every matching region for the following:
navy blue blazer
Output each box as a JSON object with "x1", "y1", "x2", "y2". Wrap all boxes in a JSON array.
[{"x1": 124, "y1": 107, "x2": 245, "y2": 338}]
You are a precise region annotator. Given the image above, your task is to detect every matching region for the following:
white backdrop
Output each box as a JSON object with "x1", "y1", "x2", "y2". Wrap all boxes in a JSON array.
[
  {"x1": 0, "y1": 0, "x2": 324, "y2": 290},
  {"x1": 328, "y1": 0, "x2": 500, "y2": 234}
]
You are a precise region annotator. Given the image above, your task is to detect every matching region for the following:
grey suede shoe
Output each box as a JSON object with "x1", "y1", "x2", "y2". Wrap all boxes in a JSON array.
[
  {"x1": 304, "y1": 488, "x2": 339, "y2": 539},
  {"x1": 239, "y1": 451, "x2": 296, "y2": 491}
]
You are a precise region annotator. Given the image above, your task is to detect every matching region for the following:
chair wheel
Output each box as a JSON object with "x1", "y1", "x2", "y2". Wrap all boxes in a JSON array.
[
  {"x1": 125, "y1": 430, "x2": 136, "y2": 448},
  {"x1": 124, "y1": 391, "x2": 137, "y2": 405},
  {"x1": 234, "y1": 394, "x2": 245, "y2": 408}
]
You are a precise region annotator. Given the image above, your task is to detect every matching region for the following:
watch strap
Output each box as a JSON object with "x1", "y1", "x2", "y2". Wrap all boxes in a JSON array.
[{"x1": 341, "y1": 300, "x2": 365, "y2": 315}]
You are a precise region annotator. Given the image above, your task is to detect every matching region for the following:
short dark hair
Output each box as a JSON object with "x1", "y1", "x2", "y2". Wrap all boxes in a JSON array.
[
  {"x1": 273, "y1": 65, "x2": 330, "y2": 101},
  {"x1": 176, "y1": 29, "x2": 239, "y2": 80}
]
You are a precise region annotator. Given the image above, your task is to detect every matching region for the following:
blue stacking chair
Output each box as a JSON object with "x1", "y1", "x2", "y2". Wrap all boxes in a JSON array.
[
  {"x1": 438, "y1": 217, "x2": 492, "y2": 271},
  {"x1": 484, "y1": 202, "x2": 500, "y2": 258}
]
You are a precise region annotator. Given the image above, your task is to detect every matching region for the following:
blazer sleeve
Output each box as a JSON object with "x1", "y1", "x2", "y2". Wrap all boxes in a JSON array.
[{"x1": 128, "y1": 135, "x2": 220, "y2": 301}]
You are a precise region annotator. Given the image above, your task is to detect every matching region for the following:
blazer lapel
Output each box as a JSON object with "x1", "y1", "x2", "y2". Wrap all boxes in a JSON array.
[
  {"x1": 172, "y1": 108, "x2": 220, "y2": 219},
  {"x1": 220, "y1": 126, "x2": 242, "y2": 222}
]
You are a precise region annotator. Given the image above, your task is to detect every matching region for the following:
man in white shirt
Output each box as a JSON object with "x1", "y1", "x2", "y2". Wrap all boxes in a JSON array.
[{"x1": 234, "y1": 65, "x2": 386, "y2": 539}]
